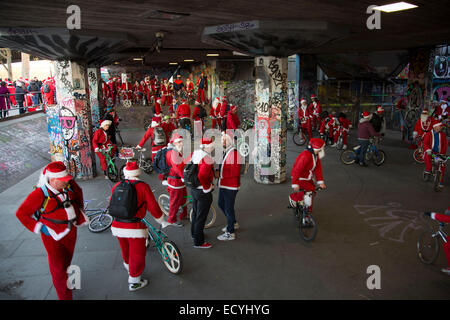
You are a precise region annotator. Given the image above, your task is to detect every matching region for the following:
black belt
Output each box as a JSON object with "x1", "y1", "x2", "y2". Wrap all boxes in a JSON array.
[
  {"x1": 113, "y1": 217, "x2": 141, "y2": 223},
  {"x1": 168, "y1": 175, "x2": 181, "y2": 179},
  {"x1": 42, "y1": 217, "x2": 76, "y2": 227}
]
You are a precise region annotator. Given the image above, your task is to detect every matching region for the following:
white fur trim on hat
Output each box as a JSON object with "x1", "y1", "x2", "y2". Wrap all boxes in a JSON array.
[{"x1": 100, "y1": 120, "x2": 112, "y2": 128}]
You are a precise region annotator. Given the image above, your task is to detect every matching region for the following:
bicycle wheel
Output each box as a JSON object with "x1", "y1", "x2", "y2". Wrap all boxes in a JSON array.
[
  {"x1": 372, "y1": 150, "x2": 386, "y2": 166},
  {"x1": 336, "y1": 137, "x2": 344, "y2": 150},
  {"x1": 299, "y1": 212, "x2": 318, "y2": 242},
  {"x1": 433, "y1": 171, "x2": 442, "y2": 192},
  {"x1": 417, "y1": 230, "x2": 440, "y2": 264},
  {"x1": 413, "y1": 149, "x2": 424, "y2": 163},
  {"x1": 238, "y1": 141, "x2": 250, "y2": 157},
  {"x1": 405, "y1": 110, "x2": 417, "y2": 129},
  {"x1": 365, "y1": 150, "x2": 373, "y2": 162},
  {"x1": 107, "y1": 163, "x2": 119, "y2": 182},
  {"x1": 340, "y1": 150, "x2": 357, "y2": 165},
  {"x1": 158, "y1": 194, "x2": 170, "y2": 215},
  {"x1": 160, "y1": 240, "x2": 183, "y2": 274},
  {"x1": 189, "y1": 205, "x2": 217, "y2": 229},
  {"x1": 141, "y1": 161, "x2": 153, "y2": 174},
  {"x1": 293, "y1": 130, "x2": 306, "y2": 146},
  {"x1": 88, "y1": 212, "x2": 113, "y2": 233}
]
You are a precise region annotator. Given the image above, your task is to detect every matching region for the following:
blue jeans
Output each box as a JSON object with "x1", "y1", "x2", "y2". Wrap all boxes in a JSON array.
[
  {"x1": 356, "y1": 139, "x2": 370, "y2": 164},
  {"x1": 218, "y1": 188, "x2": 238, "y2": 233}
]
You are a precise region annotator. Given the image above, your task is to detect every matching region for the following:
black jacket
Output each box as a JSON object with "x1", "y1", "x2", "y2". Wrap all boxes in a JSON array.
[{"x1": 15, "y1": 86, "x2": 25, "y2": 103}]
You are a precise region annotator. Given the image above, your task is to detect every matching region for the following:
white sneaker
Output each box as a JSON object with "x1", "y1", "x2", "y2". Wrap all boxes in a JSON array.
[
  {"x1": 169, "y1": 221, "x2": 183, "y2": 227},
  {"x1": 222, "y1": 222, "x2": 239, "y2": 232},
  {"x1": 217, "y1": 232, "x2": 236, "y2": 241},
  {"x1": 343, "y1": 145, "x2": 347, "y2": 150},
  {"x1": 129, "y1": 278, "x2": 148, "y2": 291},
  {"x1": 330, "y1": 143, "x2": 337, "y2": 147},
  {"x1": 123, "y1": 262, "x2": 129, "y2": 272},
  {"x1": 441, "y1": 268, "x2": 450, "y2": 275}
]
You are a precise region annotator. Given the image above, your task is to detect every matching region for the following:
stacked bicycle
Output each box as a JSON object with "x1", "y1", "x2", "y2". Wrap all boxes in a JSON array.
[{"x1": 118, "y1": 146, "x2": 154, "y2": 180}]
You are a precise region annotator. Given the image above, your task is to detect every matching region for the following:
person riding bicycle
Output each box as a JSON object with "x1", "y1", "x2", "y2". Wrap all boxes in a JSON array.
[
  {"x1": 424, "y1": 208, "x2": 450, "y2": 275},
  {"x1": 290, "y1": 138, "x2": 327, "y2": 213},
  {"x1": 319, "y1": 112, "x2": 336, "y2": 144},
  {"x1": 161, "y1": 115, "x2": 177, "y2": 143},
  {"x1": 110, "y1": 160, "x2": 168, "y2": 291},
  {"x1": 423, "y1": 122, "x2": 448, "y2": 189},
  {"x1": 93, "y1": 120, "x2": 117, "y2": 178},
  {"x1": 173, "y1": 74, "x2": 185, "y2": 99},
  {"x1": 332, "y1": 112, "x2": 351, "y2": 150},
  {"x1": 136, "y1": 116, "x2": 167, "y2": 161},
  {"x1": 308, "y1": 94, "x2": 322, "y2": 131},
  {"x1": 176, "y1": 98, "x2": 191, "y2": 132},
  {"x1": 102, "y1": 106, "x2": 120, "y2": 145},
  {"x1": 413, "y1": 109, "x2": 434, "y2": 141},
  {"x1": 356, "y1": 111, "x2": 381, "y2": 167},
  {"x1": 219, "y1": 96, "x2": 230, "y2": 132},
  {"x1": 298, "y1": 98, "x2": 313, "y2": 141}
]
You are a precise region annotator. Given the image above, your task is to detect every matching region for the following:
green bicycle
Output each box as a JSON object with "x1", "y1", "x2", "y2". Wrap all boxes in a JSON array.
[
  {"x1": 158, "y1": 193, "x2": 217, "y2": 229},
  {"x1": 141, "y1": 217, "x2": 183, "y2": 274},
  {"x1": 100, "y1": 145, "x2": 119, "y2": 182}
]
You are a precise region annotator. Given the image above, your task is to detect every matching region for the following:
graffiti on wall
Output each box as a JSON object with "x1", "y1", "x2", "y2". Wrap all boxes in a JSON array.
[
  {"x1": 88, "y1": 68, "x2": 101, "y2": 128},
  {"x1": 254, "y1": 57, "x2": 288, "y2": 184}
]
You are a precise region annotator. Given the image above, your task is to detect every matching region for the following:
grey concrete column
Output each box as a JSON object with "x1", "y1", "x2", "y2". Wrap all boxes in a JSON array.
[
  {"x1": 87, "y1": 67, "x2": 103, "y2": 128},
  {"x1": 254, "y1": 56, "x2": 288, "y2": 184},
  {"x1": 47, "y1": 60, "x2": 96, "y2": 179}
]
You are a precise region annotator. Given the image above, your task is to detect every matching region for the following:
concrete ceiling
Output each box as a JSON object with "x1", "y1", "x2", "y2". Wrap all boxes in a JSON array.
[{"x1": 0, "y1": 0, "x2": 448, "y2": 67}]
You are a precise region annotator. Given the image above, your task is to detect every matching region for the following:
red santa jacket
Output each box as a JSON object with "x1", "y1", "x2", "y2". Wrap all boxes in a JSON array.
[
  {"x1": 435, "y1": 102, "x2": 448, "y2": 119},
  {"x1": 138, "y1": 126, "x2": 166, "y2": 154},
  {"x1": 161, "y1": 83, "x2": 171, "y2": 96},
  {"x1": 188, "y1": 150, "x2": 215, "y2": 193},
  {"x1": 92, "y1": 128, "x2": 112, "y2": 151},
  {"x1": 210, "y1": 103, "x2": 218, "y2": 118},
  {"x1": 423, "y1": 130, "x2": 448, "y2": 155},
  {"x1": 226, "y1": 111, "x2": 241, "y2": 130},
  {"x1": 338, "y1": 117, "x2": 351, "y2": 131},
  {"x1": 121, "y1": 82, "x2": 132, "y2": 92},
  {"x1": 298, "y1": 106, "x2": 312, "y2": 124},
  {"x1": 110, "y1": 179, "x2": 163, "y2": 238},
  {"x1": 291, "y1": 150, "x2": 324, "y2": 188},
  {"x1": 186, "y1": 81, "x2": 194, "y2": 92},
  {"x1": 432, "y1": 212, "x2": 450, "y2": 223},
  {"x1": 16, "y1": 180, "x2": 87, "y2": 240},
  {"x1": 219, "y1": 101, "x2": 228, "y2": 118},
  {"x1": 309, "y1": 101, "x2": 322, "y2": 116},
  {"x1": 161, "y1": 121, "x2": 176, "y2": 142},
  {"x1": 193, "y1": 105, "x2": 202, "y2": 121},
  {"x1": 154, "y1": 101, "x2": 162, "y2": 116},
  {"x1": 166, "y1": 148, "x2": 186, "y2": 189},
  {"x1": 320, "y1": 116, "x2": 336, "y2": 135},
  {"x1": 218, "y1": 147, "x2": 241, "y2": 190},
  {"x1": 176, "y1": 103, "x2": 191, "y2": 119},
  {"x1": 413, "y1": 117, "x2": 434, "y2": 138}
]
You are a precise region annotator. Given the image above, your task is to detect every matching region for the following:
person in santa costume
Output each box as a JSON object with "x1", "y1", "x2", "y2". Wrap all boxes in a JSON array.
[
  {"x1": 41, "y1": 78, "x2": 56, "y2": 106},
  {"x1": 185, "y1": 78, "x2": 195, "y2": 101},
  {"x1": 102, "y1": 106, "x2": 121, "y2": 145},
  {"x1": 154, "y1": 97, "x2": 163, "y2": 122},
  {"x1": 161, "y1": 78, "x2": 172, "y2": 106},
  {"x1": 161, "y1": 115, "x2": 177, "y2": 143},
  {"x1": 168, "y1": 99, "x2": 176, "y2": 119},
  {"x1": 196, "y1": 72, "x2": 208, "y2": 104},
  {"x1": 298, "y1": 98, "x2": 313, "y2": 141},
  {"x1": 424, "y1": 208, "x2": 450, "y2": 275},
  {"x1": 434, "y1": 99, "x2": 449, "y2": 121},
  {"x1": 110, "y1": 160, "x2": 169, "y2": 291},
  {"x1": 176, "y1": 99, "x2": 192, "y2": 132},
  {"x1": 226, "y1": 105, "x2": 241, "y2": 130},
  {"x1": 216, "y1": 132, "x2": 242, "y2": 241},
  {"x1": 319, "y1": 113, "x2": 336, "y2": 143},
  {"x1": 16, "y1": 161, "x2": 87, "y2": 300},
  {"x1": 332, "y1": 112, "x2": 352, "y2": 150},
  {"x1": 163, "y1": 133, "x2": 188, "y2": 226},
  {"x1": 219, "y1": 96, "x2": 229, "y2": 132},
  {"x1": 92, "y1": 120, "x2": 117, "y2": 178},
  {"x1": 107, "y1": 78, "x2": 117, "y2": 105},
  {"x1": 290, "y1": 138, "x2": 327, "y2": 213},
  {"x1": 136, "y1": 116, "x2": 166, "y2": 161},
  {"x1": 0, "y1": 81, "x2": 11, "y2": 118},
  {"x1": 413, "y1": 109, "x2": 434, "y2": 148},
  {"x1": 192, "y1": 100, "x2": 205, "y2": 138},
  {"x1": 210, "y1": 97, "x2": 220, "y2": 129},
  {"x1": 121, "y1": 77, "x2": 133, "y2": 101},
  {"x1": 6, "y1": 81, "x2": 16, "y2": 107},
  {"x1": 308, "y1": 95, "x2": 322, "y2": 131},
  {"x1": 185, "y1": 138, "x2": 216, "y2": 249},
  {"x1": 423, "y1": 122, "x2": 448, "y2": 188}
]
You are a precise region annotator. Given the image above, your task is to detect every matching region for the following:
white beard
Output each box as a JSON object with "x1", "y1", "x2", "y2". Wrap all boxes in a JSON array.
[
  {"x1": 420, "y1": 115, "x2": 428, "y2": 122},
  {"x1": 318, "y1": 149, "x2": 325, "y2": 159}
]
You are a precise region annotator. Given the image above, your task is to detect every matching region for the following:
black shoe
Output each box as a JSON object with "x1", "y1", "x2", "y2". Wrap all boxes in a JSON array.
[{"x1": 359, "y1": 162, "x2": 368, "y2": 167}]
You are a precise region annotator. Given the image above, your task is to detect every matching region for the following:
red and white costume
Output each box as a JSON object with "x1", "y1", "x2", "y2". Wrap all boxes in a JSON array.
[
  {"x1": 186, "y1": 79, "x2": 194, "y2": 100},
  {"x1": 192, "y1": 100, "x2": 204, "y2": 137},
  {"x1": 110, "y1": 161, "x2": 165, "y2": 285},
  {"x1": 210, "y1": 97, "x2": 220, "y2": 129},
  {"x1": 320, "y1": 115, "x2": 337, "y2": 140},
  {"x1": 41, "y1": 79, "x2": 56, "y2": 105},
  {"x1": 16, "y1": 162, "x2": 87, "y2": 300},
  {"x1": 308, "y1": 95, "x2": 322, "y2": 130},
  {"x1": 298, "y1": 99, "x2": 313, "y2": 139},
  {"x1": 435, "y1": 101, "x2": 449, "y2": 120},
  {"x1": 334, "y1": 116, "x2": 351, "y2": 147},
  {"x1": 187, "y1": 141, "x2": 215, "y2": 193},
  {"x1": 137, "y1": 117, "x2": 165, "y2": 160},
  {"x1": 176, "y1": 100, "x2": 191, "y2": 120},
  {"x1": 430, "y1": 211, "x2": 450, "y2": 271},
  {"x1": 121, "y1": 80, "x2": 133, "y2": 100},
  {"x1": 7, "y1": 82, "x2": 16, "y2": 106},
  {"x1": 226, "y1": 106, "x2": 240, "y2": 130},
  {"x1": 413, "y1": 113, "x2": 434, "y2": 140},
  {"x1": 92, "y1": 120, "x2": 117, "y2": 171},
  {"x1": 219, "y1": 97, "x2": 228, "y2": 130},
  {"x1": 423, "y1": 124, "x2": 448, "y2": 183},
  {"x1": 161, "y1": 81, "x2": 172, "y2": 106},
  {"x1": 196, "y1": 74, "x2": 208, "y2": 103}
]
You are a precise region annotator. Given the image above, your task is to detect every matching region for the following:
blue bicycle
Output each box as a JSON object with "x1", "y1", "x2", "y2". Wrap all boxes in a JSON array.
[{"x1": 340, "y1": 137, "x2": 386, "y2": 166}]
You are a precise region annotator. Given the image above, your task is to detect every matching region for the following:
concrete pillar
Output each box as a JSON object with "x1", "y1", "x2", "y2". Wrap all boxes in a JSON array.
[
  {"x1": 21, "y1": 52, "x2": 30, "y2": 79},
  {"x1": 47, "y1": 60, "x2": 96, "y2": 179},
  {"x1": 288, "y1": 54, "x2": 300, "y2": 130},
  {"x1": 87, "y1": 67, "x2": 103, "y2": 128},
  {"x1": 299, "y1": 54, "x2": 318, "y2": 103},
  {"x1": 254, "y1": 56, "x2": 288, "y2": 184}
]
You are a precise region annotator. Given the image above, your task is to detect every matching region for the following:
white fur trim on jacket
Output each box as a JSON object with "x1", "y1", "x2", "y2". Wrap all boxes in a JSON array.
[
  {"x1": 34, "y1": 222, "x2": 43, "y2": 234},
  {"x1": 111, "y1": 227, "x2": 149, "y2": 239}
]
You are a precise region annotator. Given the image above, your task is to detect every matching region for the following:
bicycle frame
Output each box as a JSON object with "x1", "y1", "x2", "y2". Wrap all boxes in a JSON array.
[
  {"x1": 141, "y1": 218, "x2": 173, "y2": 262},
  {"x1": 432, "y1": 224, "x2": 448, "y2": 243}
]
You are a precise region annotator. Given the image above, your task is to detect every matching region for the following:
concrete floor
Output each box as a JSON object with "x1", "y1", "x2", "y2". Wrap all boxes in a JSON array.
[{"x1": 0, "y1": 122, "x2": 449, "y2": 300}]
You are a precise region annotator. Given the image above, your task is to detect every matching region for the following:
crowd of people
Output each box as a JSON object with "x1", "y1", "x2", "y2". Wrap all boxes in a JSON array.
[
  {"x1": 0, "y1": 76, "x2": 56, "y2": 118},
  {"x1": 14, "y1": 79, "x2": 450, "y2": 299}
]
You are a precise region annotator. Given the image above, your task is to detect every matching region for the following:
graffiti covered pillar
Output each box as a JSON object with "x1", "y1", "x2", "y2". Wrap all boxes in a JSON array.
[
  {"x1": 48, "y1": 60, "x2": 96, "y2": 180},
  {"x1": 288, "y1": 54, "x2": 300, "y2": 130},
  {"x1": 254, "y1": 56, "x2": 288, "y2": 184},
  {"x1": 87, "y1": 67, "x2": 103, "y2": 129}
]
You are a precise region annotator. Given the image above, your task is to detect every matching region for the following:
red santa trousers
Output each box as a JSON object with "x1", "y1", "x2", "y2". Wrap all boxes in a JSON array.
[
  {"x1": 117, "y1": 237, "x2": 147, "y2": 279},
  {"x1": 289, "y1": 180, "x2": 316, "y2": 213},
  {"x1": 334, "y1": 129, "x2": 348, "y2": 145},
  {"x1": 197, "y1": 89, "x2": 205, "y2": 103},
  {"x1": 167, "y1": 187, "x2": 188, "y2": 223},
  {"x1": 41, "y1": 227, "x2": 77, "y2": 300},
  {"x1": 301, "y1": 121, "x2": 312, "y2": 140},
  {"x1": 424, "y1": 152, "x2": 446, "y2": 183}
]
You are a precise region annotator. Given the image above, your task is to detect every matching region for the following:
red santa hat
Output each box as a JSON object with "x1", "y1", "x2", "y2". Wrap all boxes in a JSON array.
[
  {"x1": 362, "y1": 111, "x2": 371, "y2": 119},
  {"x1": 181, "y1": 99, "x2": 187, "y2": 103},
  {"x1": 200, "y1": 138, "x2": 213, "y2": 149},
  {"x1": 170, "y1": 133, "x2": 183, "y2": 144},
  {"x1": 433, "y1": 121, "x2": 443, "y2": 128},
  {"x1": 230, "y1": 105, "x2": 237, "y2": 112},
  {"x1": 100, "y1": 119, "x2": 112, "y2": 129},
  {"x1": 421, "y1": 109, "x2": 429, "y2": 115},
  {"x1": 151, "y1": 116, "x2": 160, "y2": 128},
  {"x1": 195, "y1": 100, "x2": 201, "y2": 105},
  {"x1": 377, "y1": 106, "x2": 384, "y2": 114},
  {"x1": 157, "y1": 97, "x2": 162, "y2": 102},
  {"x1": 311, "y1": 94, "x2": 317, "y2": 99},
  {"x1": 300, "y1": 98, "x2": 307, "y2": 104},
  {"x1": 309, "y1": 138, "x2": 325, "y2": 151},
  {"x1": 123, "y1": 161, "x2": 142, "y2": 178},
  {"x1": 37, "y1": 161, "x2": 73, "y2": 187},
  {"x1": 222, "y1": 96, "x2": 227, "y2": 101}
]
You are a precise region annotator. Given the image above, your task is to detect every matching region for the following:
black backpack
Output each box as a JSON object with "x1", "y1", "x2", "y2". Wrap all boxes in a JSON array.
[
  {"x1": 109, "y1": 180, "x2": 143, "y2": 220},
  {"x1": 43, "y1": 83, "x2": 51, "y2": 93},
  {"x1": 199, "y1": 106, "x2": 207, "y2": 119},
  {"x1": 183, "y1": 161, "x2": 201, "y2": 188},
  {"x1": 153, "y1": 147, "x2": 172, "y2": 175}
]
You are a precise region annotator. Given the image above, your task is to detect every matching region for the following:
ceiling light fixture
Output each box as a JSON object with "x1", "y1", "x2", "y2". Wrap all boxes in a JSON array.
[
  {"x1": 207, "y1": 53, "x2": 219, "y2": 57},
  {"x1": 184, "y1": 59, "x2": 194, "y2": 62},
  {"x1": 133, "y1": 57, "x2": 143, "y2": 61},
  {"x1": 373, "y1": 2, "x2": 418, "y2": 12},
  {"x1": 169, "y1": 62, "x2": 178, "y2": 65}
]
